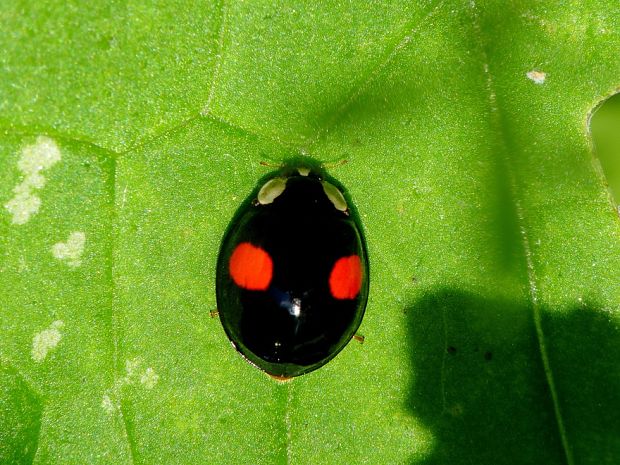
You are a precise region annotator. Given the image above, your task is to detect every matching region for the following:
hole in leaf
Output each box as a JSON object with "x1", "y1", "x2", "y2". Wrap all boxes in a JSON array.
[{"x1": 590, "y1": 92, "x2": 620, "y2": 208}]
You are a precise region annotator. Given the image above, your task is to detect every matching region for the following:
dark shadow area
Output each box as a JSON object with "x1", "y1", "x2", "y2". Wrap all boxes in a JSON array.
[
  {"x1": 590, "y1": 91, "x2": 620, "y2": 208},
  {"x1": 406, "y1": 289, "x2": 620, "y2": 464},
  {"x1": 0, "y1": 363, "x2": 43, "y2": 465},
  {"x1": 541, "y1": 300, "x2": 620, "y2": 463}
]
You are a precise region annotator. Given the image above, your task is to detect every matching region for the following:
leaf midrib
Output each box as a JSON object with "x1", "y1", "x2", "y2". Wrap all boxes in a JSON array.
[{"x1": 469, "y1": 3, "x2": 574, "y2": 464}]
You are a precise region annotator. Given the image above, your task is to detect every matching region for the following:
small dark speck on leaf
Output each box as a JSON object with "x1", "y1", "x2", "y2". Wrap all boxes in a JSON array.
[
  {"x1": 447, "y1": 346, "x2": 457, "y2": 355},
  {"x1": 484, "y1": 351, "x2": 493, "y2": 361},
  {"x1": 448, "y1": 403, "x2": 464, "y2": 417}
]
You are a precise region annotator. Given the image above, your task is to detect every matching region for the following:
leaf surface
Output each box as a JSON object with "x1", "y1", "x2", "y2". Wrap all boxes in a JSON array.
[{"x1": 1, "y1": 1, "x2": 619, "y2": 464}]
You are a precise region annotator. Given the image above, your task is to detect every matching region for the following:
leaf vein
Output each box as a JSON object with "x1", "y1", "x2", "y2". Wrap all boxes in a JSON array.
[
  {"x1": 285, "y1": 385, "x2": 292, "y2": 465},
  {"x1": 199, "y1": 111, "x2": 304, "y2": 151},
  {"x1": 110, "y1": 155, "x2": 137, "y2": 465},
  {"x1": 203, "y1": 0, "x2": 231, "y2": 115},
  {"x1": 306, "y1": 0, "x2": 446, "y2": 150},
  {"x1": 470, "y1": 3, "x2": 574, "y2": 464}
]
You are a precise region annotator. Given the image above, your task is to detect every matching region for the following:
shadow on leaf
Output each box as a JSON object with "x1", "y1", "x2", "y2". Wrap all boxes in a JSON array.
[
  {"x1": 405, "y1": 288, "x2": 620, "y2": 465},
  {"x1": 0, "y1": 363, "x2": 43, "y2": 465}
]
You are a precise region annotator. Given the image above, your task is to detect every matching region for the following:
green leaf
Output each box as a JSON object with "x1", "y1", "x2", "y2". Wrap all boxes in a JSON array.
[{"x1": 1, "y1": 1, "x2": 619, "y2": 464}]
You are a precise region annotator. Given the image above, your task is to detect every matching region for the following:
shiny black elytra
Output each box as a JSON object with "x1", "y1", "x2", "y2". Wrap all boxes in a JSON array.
[{"x1": 215, "y1": 162, "x2": 369, "y2": 378}]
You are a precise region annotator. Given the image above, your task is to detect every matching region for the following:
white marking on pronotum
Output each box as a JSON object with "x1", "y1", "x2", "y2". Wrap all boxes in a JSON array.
[
  {"x1": 31, "y1": 320, "x2": 64, "y2": 362},
  {"x1": 52, "y1": 231, "x2": 86, "y2": 267},
  {"x1": 4, "y1": 136, "x2": 61, "y2": 225},
  {"x1": 526, "y1": 70, "x2": 546, "y2": 84},
  {"x1": 321, "y1": 181, "x2": 348, "y2": 212},
  {"x1": 258, "y1": 177, "x2": 287, "y2": 205}
]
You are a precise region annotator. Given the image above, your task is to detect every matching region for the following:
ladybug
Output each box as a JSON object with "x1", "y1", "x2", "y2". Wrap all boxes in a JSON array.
[{"x1": 216, "y1": 160, "x2": 369, "y2": 378}]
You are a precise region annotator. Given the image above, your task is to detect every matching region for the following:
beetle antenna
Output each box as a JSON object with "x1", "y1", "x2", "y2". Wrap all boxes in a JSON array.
[
  {"x1": 322, "y1": 159, "x2": 349, "y2": 170},
  {"x1": 259, "y1": 161, "x2": 284, "y2": 168}
]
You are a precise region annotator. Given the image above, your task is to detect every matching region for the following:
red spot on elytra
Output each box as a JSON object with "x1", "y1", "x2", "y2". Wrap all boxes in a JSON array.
[
  {"x1": 229, "y1": 242, "x2": 273, "y2": 290},
  {"x1": 329, "y1": 255, "x2": 362, "y2": 300}
]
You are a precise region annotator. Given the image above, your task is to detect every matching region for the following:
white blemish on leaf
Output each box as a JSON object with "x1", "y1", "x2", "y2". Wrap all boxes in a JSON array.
[
  {"x1": 140, "y1": 367, "x2": 159, "y2": 389},
  {"x1": 17, "y1": 256, "x2": 29, "y2": 273},
  {"x1": 4, "y1": 136, "x2": 61, "y2": 225},
  {"x1": 102, "y1": 358, "x2": 160, "y2": 414},
  {"x1": 101, "y1": 394, "x2": 114, "y2": 414},
  {"x1": 124, "y1": 358, "x2": 141, "y2": 380},
  {"x1": 52, "y1": 231, "x2": 86, "y2": 267},
  {"x1": 120, "y1": 185, "x2": 128, "y2": 210},
  {"x1": 526, "y1": 70, "x2": 546, "y2": 84},
  {"x1": 31, "y1": 320, "x2": 64, "y2": 362}
]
